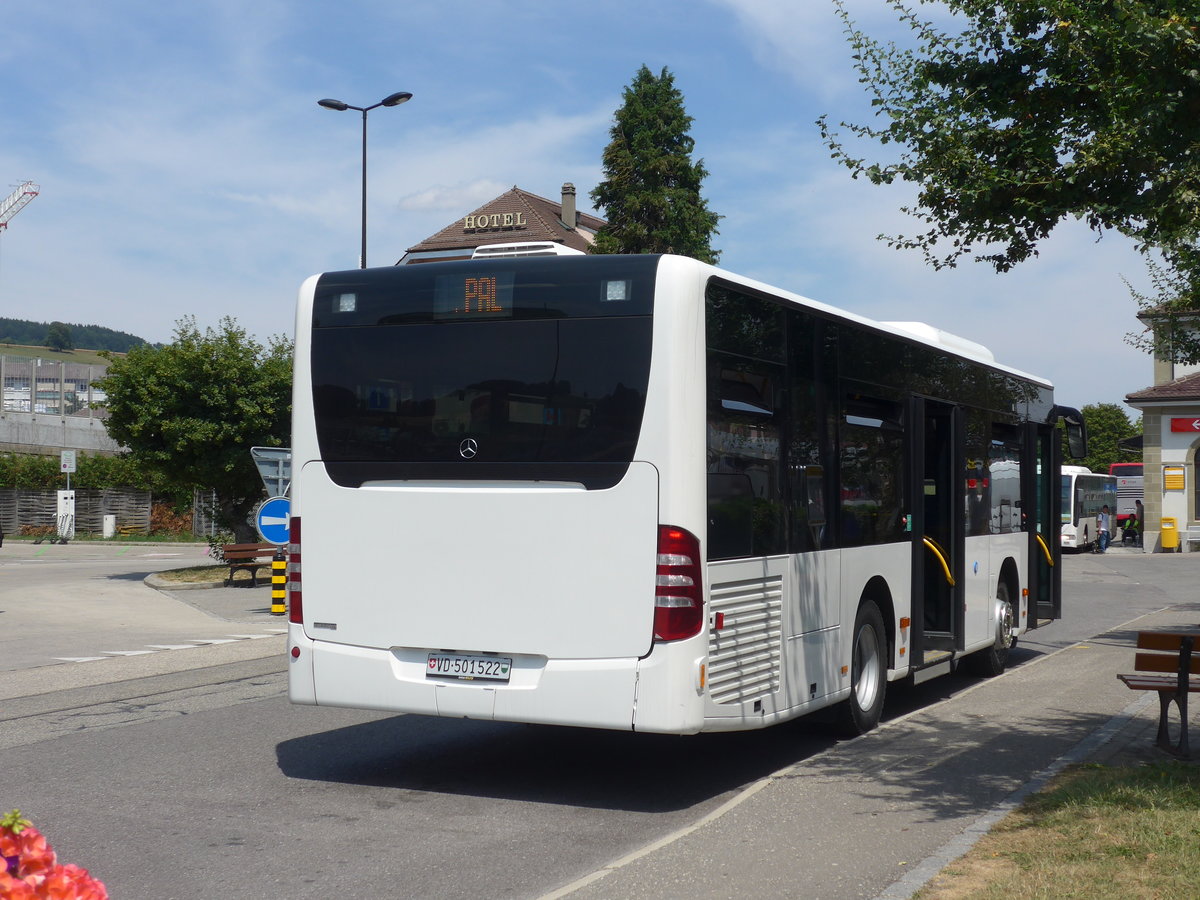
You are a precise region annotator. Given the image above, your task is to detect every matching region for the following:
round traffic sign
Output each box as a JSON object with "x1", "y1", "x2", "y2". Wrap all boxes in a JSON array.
[{"x1": 255, "y1": 496, "x2": 291, "y2": 546}]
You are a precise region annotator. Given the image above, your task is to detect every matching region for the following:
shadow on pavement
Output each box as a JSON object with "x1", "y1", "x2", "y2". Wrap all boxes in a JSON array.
[
  {"x1": 277, "y1": 711, "x2": 842, "y2": 813},
  {"x1": 273, "y1": 668, "x2": 1057, "y2": 814}
]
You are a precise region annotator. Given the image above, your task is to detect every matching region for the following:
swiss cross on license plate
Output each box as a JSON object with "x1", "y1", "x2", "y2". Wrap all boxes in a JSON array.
[{"x1": 426, "y1": 653, "x2": 512, "y2": 682}]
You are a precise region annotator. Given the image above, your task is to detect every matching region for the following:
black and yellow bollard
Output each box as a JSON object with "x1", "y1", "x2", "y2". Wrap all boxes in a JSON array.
[{"x1": 271, "y1": 551, "x2": 287, "y2": 615}]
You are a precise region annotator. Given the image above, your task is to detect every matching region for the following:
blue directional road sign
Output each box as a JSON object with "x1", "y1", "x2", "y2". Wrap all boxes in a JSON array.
[{"x1": 255, "y1": 496, "x2": 291, "y2": 546}]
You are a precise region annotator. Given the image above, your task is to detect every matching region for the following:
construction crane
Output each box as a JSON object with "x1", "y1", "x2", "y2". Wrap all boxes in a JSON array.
[
  {"x1": 1, "y1": 181, "x2": 39, "y2": 300},
  {"x1": 0, "y1": 181, "x2": 39, "y2": 230}
]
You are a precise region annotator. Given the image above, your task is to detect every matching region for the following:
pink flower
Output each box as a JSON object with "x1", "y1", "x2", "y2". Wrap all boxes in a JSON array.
[
  {"x1": 0, "y1": 813, "x2": 107, "y2": 900},
  {"x1": 0, "y1": 870, "x2": 40, "y2": 899},
  {"x1": 39, "y1": 864, "x2": 108, "y2": 900}
]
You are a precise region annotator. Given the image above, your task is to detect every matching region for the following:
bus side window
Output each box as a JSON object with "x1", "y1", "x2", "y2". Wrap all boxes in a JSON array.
[
  {"x1": 839, "y1": 398, "x2": 905, "y2": 547},
  {"x1": 805, "y1": 465, "x2": 827, "y2": 546},
  {"x1": 964, "y1": 410, "x2": 991, "y2": 538},
  {"x1": 706, "y1": 359, "x2": 786, "y2": 560},
  {"x1": 989, "y1": 424, "x2": 1021, "y2": 535},
  {"x1": 707, "y1": 473, "x2": 755, "y2": 559}
]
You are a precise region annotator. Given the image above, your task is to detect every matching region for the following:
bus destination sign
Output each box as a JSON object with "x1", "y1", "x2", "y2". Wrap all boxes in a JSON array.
[{"x1": 434, "y1": 271, "x2": 515, "y2": 320}]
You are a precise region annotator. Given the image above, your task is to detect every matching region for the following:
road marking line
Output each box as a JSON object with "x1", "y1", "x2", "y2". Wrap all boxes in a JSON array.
[
  {"x1": 52, "y1": 657, "x2": 108, "y2": 663},
  {"x1": 100, "y1": 649, "x2": 157, "y2": 656}
]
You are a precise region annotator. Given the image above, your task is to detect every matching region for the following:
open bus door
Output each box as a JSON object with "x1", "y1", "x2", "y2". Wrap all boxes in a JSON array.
[
  {"x1": 1022, "y1": 406, "x2": 1084, "y2": 627},
  {"x1": 908, "y1": 397, "x2": 964, "y2": 681},
  {"x1": 1022, "y1": 422, "x2": 1060, "y2": 627}
]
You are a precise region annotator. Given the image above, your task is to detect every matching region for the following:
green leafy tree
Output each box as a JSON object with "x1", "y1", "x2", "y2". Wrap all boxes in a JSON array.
[
  {"x1": 590, "y1": 64, "x2": 722, "y2": 263},
  {"x1": 1123, "y1": 255, "x2": 1200, "y2": 362},
  {"x1": 1062, "y1": 402, "x2": 1142, "y2": 474},
  {"x1": 97, "y1": 316, "x2": 292, "y2": 540},
  {"x1": 820, "y1": 1, "x2": 1200, "y2": 341},
  {"x1": 45, "y1": 321, "x2": 73, "y2": 352}
]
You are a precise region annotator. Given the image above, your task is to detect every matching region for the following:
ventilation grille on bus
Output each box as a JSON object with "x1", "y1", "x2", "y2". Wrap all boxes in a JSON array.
[{"x1": 707, "y1": 575, "x2": 783, "y2": 705}]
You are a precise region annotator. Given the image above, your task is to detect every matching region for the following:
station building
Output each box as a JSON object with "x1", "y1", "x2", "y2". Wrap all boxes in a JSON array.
[{"x1": 1125, "y1": 310, "x2": 1200, "y2": 552}]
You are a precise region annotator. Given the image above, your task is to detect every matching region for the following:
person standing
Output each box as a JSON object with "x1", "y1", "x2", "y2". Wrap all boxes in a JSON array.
[
  {"x1": 1135, "y1": 498, "x2": 1145, "y2": 549},
  {"x1": 1097, "y1": 504, "x2": 1112, "y2": 553}
]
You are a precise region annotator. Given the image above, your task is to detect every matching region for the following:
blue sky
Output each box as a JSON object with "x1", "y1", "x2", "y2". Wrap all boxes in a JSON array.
[{"x1": 0, "y1": 0, "x2": 1153, "y2": 415}]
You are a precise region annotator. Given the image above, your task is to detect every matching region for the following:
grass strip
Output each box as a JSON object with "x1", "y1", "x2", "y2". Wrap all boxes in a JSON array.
[{"x1": 917, "y1": 761, "x2": 1200, "y2": 899}]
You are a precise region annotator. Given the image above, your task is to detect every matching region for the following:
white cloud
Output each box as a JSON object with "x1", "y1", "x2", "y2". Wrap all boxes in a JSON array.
[{"x1": 398, "y1": 181, "x2": 512, "y2": 214}]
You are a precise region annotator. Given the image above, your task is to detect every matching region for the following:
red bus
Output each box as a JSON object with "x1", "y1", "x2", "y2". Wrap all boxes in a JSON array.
[{"x1": 1108, "y1": 462, "x2": 1144, "y2": 527}]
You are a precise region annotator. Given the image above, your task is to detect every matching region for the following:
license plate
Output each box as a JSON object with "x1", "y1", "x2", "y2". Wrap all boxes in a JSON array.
[{"x1": 426, "y1": 653, "x2": 512, "y2": 682}]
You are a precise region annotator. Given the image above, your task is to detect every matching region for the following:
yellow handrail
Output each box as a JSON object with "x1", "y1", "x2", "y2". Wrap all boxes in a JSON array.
[
  {"x1": 1034, "y1": 532, "x2": 1055, "y2": 567},
  {"x1": 922, "y1": 536, "x2": 956, "y2": 587}
]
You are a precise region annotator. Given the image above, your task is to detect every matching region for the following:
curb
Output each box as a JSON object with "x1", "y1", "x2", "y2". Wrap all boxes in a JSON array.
[{"x1": 144, "y1": 573, "x2": 227, "y2": 592}]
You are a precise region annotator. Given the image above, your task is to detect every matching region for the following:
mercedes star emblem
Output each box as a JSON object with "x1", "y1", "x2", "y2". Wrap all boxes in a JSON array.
[{"x1": 459, "y1": 438, "x2": 479, "y2": 459}]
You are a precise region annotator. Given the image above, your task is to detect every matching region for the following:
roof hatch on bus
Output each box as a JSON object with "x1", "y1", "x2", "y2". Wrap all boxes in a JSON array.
[{"x1": 471, "y1": 242, "x2": 585, "y2": 259}]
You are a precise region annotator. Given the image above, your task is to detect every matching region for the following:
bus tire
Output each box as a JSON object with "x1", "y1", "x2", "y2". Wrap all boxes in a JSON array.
[
  {"x1": 965, "y1": 581, "x2": 1014, "y2": 678},
  {"x1": 835, "y1": 600, "x2": 887, "y2": 737}
]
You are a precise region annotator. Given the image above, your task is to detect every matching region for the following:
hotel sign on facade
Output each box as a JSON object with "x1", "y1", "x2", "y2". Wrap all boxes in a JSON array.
[{"x1": 463, "y1": 212, "x2": 528, "y2": 230}]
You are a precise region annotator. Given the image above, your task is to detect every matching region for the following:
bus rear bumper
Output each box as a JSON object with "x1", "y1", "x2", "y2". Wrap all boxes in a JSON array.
[{"x1": 288, "y1": 632, "x2": 646, "y2": 732}]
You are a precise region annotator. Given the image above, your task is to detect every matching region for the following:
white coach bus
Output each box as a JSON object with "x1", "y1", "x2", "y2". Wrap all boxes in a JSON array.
[
  {"x1": 1059, "y1": 466, "x2": 1118, "y2": 551},
  {"x1": 287, "y1": 253, "x2": 1085, "y2": 736}
]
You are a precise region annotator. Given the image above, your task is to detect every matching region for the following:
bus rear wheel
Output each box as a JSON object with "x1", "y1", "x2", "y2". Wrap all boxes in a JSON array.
[{"x1": 835, "y1": 600, "x2": 887, "y2": 737}]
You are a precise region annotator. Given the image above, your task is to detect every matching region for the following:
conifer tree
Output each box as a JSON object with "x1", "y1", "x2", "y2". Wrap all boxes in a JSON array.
[{"x1": 590, "y1": 65, "x2": 721, "y2": 263}]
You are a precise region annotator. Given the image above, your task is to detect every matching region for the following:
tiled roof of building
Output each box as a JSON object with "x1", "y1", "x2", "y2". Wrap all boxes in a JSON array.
[
  {"x1": 404, "y1": 186, "x2": 606, "y2": 257},
  {"x1": 1136, "y1": 304, "x2": 1200, "y2": 321},
  {"x1": 1126, "y1": 370, "x2": 1200, "y2": 402}
]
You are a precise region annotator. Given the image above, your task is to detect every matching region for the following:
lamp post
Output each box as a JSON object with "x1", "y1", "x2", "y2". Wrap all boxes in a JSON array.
[{"x1": 317, "y1": 91, "x2": 412, "y2": 268}]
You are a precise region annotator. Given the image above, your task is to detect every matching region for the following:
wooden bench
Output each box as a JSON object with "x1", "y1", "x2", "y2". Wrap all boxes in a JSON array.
[
  {"x1": 1118, "y1": 629, "x2": 1200, "y2": 759},
  {"x1": 222, "y1": 542, "x2": 283, "y2": 587}
]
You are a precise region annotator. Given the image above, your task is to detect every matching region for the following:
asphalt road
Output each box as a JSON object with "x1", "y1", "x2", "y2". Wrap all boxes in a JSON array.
[
  {"x1": 0, "y1": 542, "x2": 1195, "y2": 899},
  {"x1": 0, "y1": 540, "x2": 284, "y2": 670}
]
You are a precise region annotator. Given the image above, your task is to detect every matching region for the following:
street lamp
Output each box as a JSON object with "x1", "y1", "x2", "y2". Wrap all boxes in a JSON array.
[{"x1": 317, "y1": 91, "x2": 413, "y2": 268}]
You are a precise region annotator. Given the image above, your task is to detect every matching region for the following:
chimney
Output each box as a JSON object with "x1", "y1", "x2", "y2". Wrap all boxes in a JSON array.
[{"x1": 561, "y1": 183, "x2": 577, "y2": 230}]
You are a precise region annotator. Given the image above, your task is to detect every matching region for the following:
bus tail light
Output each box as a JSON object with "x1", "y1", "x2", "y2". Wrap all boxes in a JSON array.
[
  {"x1": 654, "y1": 525, "x2": 703, "y2": 642},
  {"x1": 288, "y1": 516, "x2": 303, "y2": 624}
]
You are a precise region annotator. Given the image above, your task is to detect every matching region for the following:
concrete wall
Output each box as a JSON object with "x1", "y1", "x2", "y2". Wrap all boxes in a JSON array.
[{"x1": 0, "y1": 411, "x2": 121, "y2": 456}]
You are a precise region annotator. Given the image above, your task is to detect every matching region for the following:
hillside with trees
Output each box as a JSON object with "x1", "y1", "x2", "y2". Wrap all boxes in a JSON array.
[{"x1": 0, "y1": 316, "x2": 150, "y2": 353}]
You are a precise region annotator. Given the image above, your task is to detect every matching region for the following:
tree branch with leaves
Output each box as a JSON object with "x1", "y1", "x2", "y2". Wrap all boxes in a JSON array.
[{"x1": 819, "y1": 1, "x2": 1200, "y2": 286}]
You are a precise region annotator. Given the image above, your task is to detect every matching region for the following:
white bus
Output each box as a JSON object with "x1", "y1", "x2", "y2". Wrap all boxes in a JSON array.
[
  {"x1": 1060, "y1": 466, "x2": 1118, "y2": 551},
  {"x1": 287, "y1": 254, "x2": 1085, "y2": 736}
]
